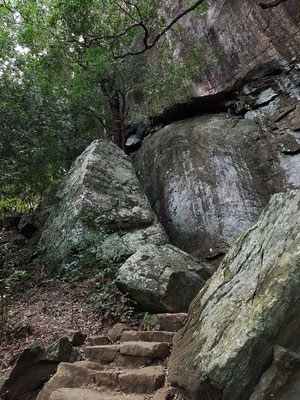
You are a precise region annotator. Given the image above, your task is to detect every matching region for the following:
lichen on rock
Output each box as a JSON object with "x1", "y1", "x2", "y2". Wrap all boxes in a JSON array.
[
  {"x1": 116, "y1": 243, "x2": 211, "y2": 313},
  {"x1": 38, "y1": 140, "x2": 168, "y2": 269},
  {"x1": 168, "y1": 190, "x2": 300, "y2": 400}
]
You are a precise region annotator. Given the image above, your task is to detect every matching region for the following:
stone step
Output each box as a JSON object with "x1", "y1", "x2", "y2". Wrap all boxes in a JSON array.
[
  {"x1": 37, "y1": 361, "x2": 104, "y2": 400},
  {"x1": 94, "y1": 369, "x2": 119, "y2": 389},
  {"x1": 119, "y1": 342, "x2": 169, "y2": 359},
  {"x1": 94, "y1": 365, "x2": 165, "y2": 394},
  {"x1": 84, "y1": 342, "x2": 169, "y2": 365},
  {"x1": 149, "y1": 313, "x2": 187, "y2": 332},
  {"x1": 152, "y1": 388, "x2": 172, "y2": 400},
  {"x1": 39, "y1": 360, "x2": 164, "y2": 398},
  {"x1": 118, "y1": 365, "x2": 165, "y2": 394},
  {"x1": 84, "y1": 345, "x2": 119, "y2": 363},
  {"x1": 120, "y1": 331, "x2": 174, "y2": 343},
  {"x1": 50, "y1": 388, "x2": 145, "y2": 400},
  {"x1": 88, "y1": 335, "x2": 111, "y2": 346}
]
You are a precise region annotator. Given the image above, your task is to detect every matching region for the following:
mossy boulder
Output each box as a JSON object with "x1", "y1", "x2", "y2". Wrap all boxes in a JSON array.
[
  {"x1": 168, "y1": 190, "x2": 300, "y2": 400},
  {"x1": 38, "y1": 140, "x2": 168, "y2": 269},
  {"x1": 116, "y1": 243, "x2": 211, "y2": 312}
]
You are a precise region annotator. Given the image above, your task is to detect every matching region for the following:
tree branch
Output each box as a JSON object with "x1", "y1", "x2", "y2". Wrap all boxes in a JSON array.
[
  {"x1": 259, "y1": 0, "x2": 287, "y2": 9},
  {"x1": 124, "y1": 1, "x2": 150, "y2": 47},
  {"x1": 0, "y1": 1, "x2": 14, "y2": 14},
  {"x1": 88, "y1": 22, "x2": 141, "y2": 42},
  {"x1": 114, "y1": 0, "x2": 206, "y2": 59},
  {"x1": 78, "y1": 107, "x2": 113, "y2": 131}
]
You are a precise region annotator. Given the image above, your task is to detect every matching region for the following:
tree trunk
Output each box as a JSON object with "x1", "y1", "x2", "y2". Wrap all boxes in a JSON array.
[
  {"x1": 100, "y1": 78, "x2": 127, "y2": 153},
  {"x1": 93, "y1": 115, "x2": 106, "y2": 140}
]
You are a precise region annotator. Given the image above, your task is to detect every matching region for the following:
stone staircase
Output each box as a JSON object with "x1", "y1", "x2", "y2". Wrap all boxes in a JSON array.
[{"x1": 37, "y1": 313, "x2": 187, "y2": 400}]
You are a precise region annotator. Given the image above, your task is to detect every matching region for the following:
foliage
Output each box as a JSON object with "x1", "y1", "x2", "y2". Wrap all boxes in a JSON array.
[
  {"x1": 57, "y1": 216, "x2": 135, "y2": 322},
  {"x1": 0, "y1": 197, "x2": 32, "y2": 216},
  {"x1": 0, "y1": 0, "x2": 212, "y2": 203},
  {"x1": 140, "y1": 311, "x2": 151, "y2": 331},
  {"x1": 0, "y1": 265, "x2": 28, "y2": 342},
  {"x1": 0, "y1": 39, "x2": 92, "y2": 207},
  {"x1": 92, "y1": 263, "x2": 136, "y2": 322}
]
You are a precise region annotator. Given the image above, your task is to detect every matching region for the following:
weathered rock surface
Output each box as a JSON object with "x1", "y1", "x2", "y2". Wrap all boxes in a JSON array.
[
  {"x1": 228, "y1": 60, "x2": 300, "y2": 191},
  {"x1": 160, "y1": 0, "x2": 300, "y2": 105},
  {"x1": 168, "y1": 190, "x2": 300, "y2": 400},
  {"x1": 120, "y1": 331, "x2": 174, "y2": 343},
  {"x1": 13, "y1": 317, "x2": 32, "y2": 339},
  {"x1": 36, "y1": 361, "x2": 102, "y2": 400},
  {"x1": 134, "y1": 114, "x2": 284, "y2": 260},
  {"x1": 18, "y1": 213, "x2": 43, "y2": 244},
  {"x1": 38, "y1": 140, "x2": 168, "y2": 268},
  {"x1": 63, "y1": 330, "x2": 87, "y2": 346},
  {"x1": 249, "y1": 346, "x2": 300, "y2": 400},
  {"x1": 108, "y1": 323, "x2": 129, "y2": 342},
  {"x1": 0, "y1": 338, "x2": 79, "y2": 400},
  {"x1": 44, "y1": 337, "x2": 79, "y2": 363},
  {"x1": 116, "y1": 244, "x2": 211, "y2": 312},
  {"x1": 0, "y1": 344, "x2": 51, "y2": 400},
  {"x1": 148, "y1": 313, "x2": 187, "y2": 332},
  {"x1": 50, "y1": 388, "x2": 145, "y2": 400}
]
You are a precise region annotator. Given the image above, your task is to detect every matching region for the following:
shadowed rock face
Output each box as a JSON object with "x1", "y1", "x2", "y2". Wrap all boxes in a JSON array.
[
  {"x1": 249, "y1": 346, "x2": 300, "y2": 400},
  {"x1": 168, "y1": 190, "x2": 300, "y2": 400},
  {"x1": 152, "y1": 0, "x2": 300, "y2": 162},
  {"x1": 0, "y1": 338, "x2": 79, "y2": 400},
  {"x1": 133, "y1": 114, "x2": 284, "y2": 260},
  {"x1": 172, "y1": 0, "x2": 300, "y2": 97}
]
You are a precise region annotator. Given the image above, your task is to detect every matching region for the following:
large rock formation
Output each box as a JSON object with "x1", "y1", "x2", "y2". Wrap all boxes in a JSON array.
[
  {"x1": 168, "y1": 190, "x2": 300, "y2": 400},
  {"x1": 38, "y1": 139, "x2": 211, "y2": 312},
  {"x1": 151, "y1": 0, "x2": 300, "y2": 119},
  {"x1": 177, "y1": 0, "x2": 300, "y2": 98},
  {"x1": 133, "y1": 114, "x2": 285, "y2": 261},
  {"x1": 133, "y1": 1, "x2": 300, "y2": 262},
  {"x1": 38, "y1": 140, "x2": 168, "y2": 268},
  {"x1": 228, "y1": 60, "x2": 300, "y2": 190}
]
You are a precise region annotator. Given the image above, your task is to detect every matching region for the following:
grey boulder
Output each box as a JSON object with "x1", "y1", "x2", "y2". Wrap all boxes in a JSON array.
[
  {"x1": 38, "y1": 140, "x2": 167, "y2": 268},
  {"x1": 116, "y1": 243, "x2": 211, "y2": 313},
  {"x1": 0, "y1": 338, "x2": 79, "y2": 400},
  {"x1": 133, "y1": 114, "x2": 284, "y2": 262}
]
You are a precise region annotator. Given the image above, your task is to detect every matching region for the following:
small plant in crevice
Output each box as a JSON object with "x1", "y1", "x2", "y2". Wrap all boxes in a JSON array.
[
  {"x1": 140, "y1": 311, "x2": 151, "y2": 331},
  {"x1": 91, "y1": 260, "x2": 136, "y2": 323},
  {"x1": 79, "y1": 213, "x2": 109, "y2": 242},
  {"x1": 57, "y1": 214, "x2": 136, "y2": 322}
]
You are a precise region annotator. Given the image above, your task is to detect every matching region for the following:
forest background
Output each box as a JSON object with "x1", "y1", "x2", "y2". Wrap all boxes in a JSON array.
[{"x1": 0, "y1": 0, "x2": 214, "y2": 212}]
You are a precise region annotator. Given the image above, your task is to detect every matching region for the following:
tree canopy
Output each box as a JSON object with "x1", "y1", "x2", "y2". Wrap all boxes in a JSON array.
[{"x1": 0, "y1": 0, "x2": 211, "y2": 207}]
